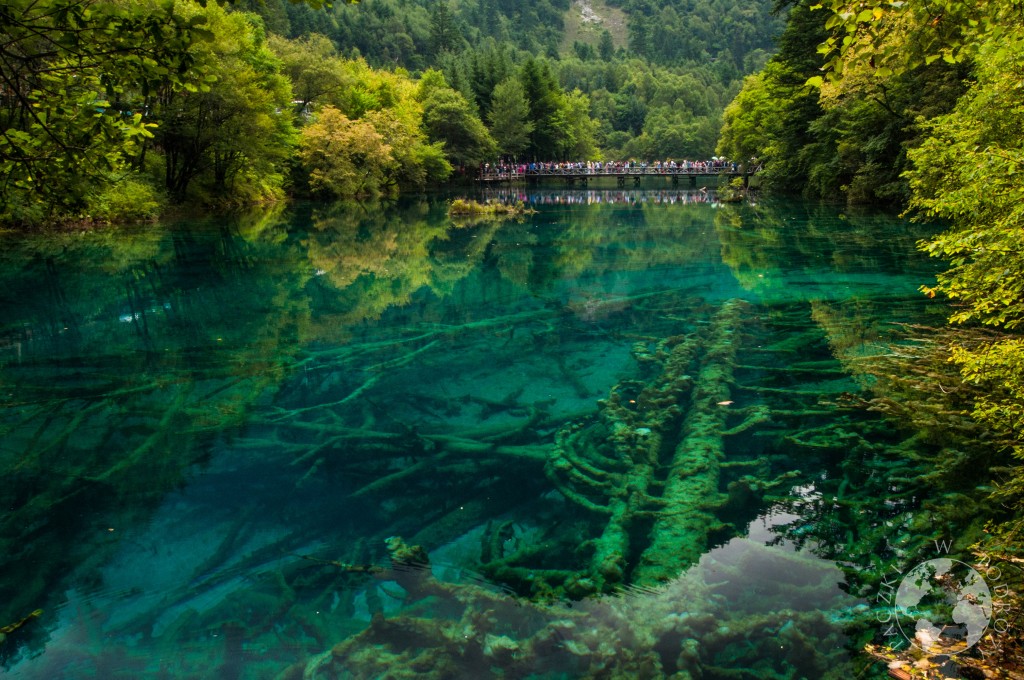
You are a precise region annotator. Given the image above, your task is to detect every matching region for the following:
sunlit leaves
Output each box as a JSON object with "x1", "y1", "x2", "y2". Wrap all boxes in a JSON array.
[
  {"x1": 903, "y1": 15, "x2": 1024, "y2": 522},
  {"x1": 278, "y1": 52, "x2": 453, "y2": 190},
  {"x1": 908, "y1": 26, "x2": 1024, "y2": 330},
  {"x1": 813, "y1": 0, "x2": 1015, "y2": 81},
  {"x1": 299, "y1": 106, "x2": 394, "y2": 197},
  {"x1": 269, "y1": 34, "x2": 349, "y2": 112},
  {"x1": 152, "y1": 1, "x2": 297, "y2": 202}
]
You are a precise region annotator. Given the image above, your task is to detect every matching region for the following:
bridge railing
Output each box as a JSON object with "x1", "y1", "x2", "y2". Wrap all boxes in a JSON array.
[{"x1": 478, "y1": 164, "x2": 742, "y2": 180}]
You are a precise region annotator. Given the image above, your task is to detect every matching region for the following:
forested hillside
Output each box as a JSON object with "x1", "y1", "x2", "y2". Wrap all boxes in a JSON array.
[
  {"x1": 0, "y1": 0, "x2": 783, "y2": 225},
  {"x1": 240, "y1": 0, "x2": 779, "y2": 72},
  {"x1": 239, "y1": 0, "x2": 785, "y2": 161}
]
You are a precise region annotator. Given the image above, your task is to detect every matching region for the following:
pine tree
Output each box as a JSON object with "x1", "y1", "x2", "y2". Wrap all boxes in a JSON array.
[
  {"x1": 599, "y1": 30, "x2": 615, "y2": 61},
  {"x1": 519, "y1": 58, "x2": 561, "y2": 159},
  {"x1": 429, "y1": 2, "x2": 461, "y2": 58}
]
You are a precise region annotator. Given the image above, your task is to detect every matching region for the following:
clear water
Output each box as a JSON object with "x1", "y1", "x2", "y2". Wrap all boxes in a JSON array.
[{"x1": 0, "y1": 190, "x2": 958, "y2": 678}]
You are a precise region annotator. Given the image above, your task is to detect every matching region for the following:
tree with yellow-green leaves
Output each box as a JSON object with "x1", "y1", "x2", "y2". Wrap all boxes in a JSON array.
[
  {"x1": 1, "y1": 5, "x2": 469, "y2": 221},
  {"x1": 291, "y1": 56, "x2": 452, "y2": 198},
  {"x1": 149, "y1": 1, "x2": 297, "y2": 204},
  {"x1": 1, "y1": 0, "x2": 377, "y2": 225},
  {"x1": 718, "y1": 0, "x2": 969, "y2": 202},
  {"x1": 900, "y1": 6, "x2": 1024, "y2": 541},
  {"x1": 299, "y1": 106, "x2": 395, "y2": 197}
]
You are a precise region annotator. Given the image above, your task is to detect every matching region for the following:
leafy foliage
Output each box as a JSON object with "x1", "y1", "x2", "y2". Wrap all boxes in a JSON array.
[
  {"x1": 419, "y1": 77, "x2": 498, "y2": 167},
  {"x1": 150, "y1": 1, "x2": 297, "y2": 204},
  {"x1": 0, "y1": 0, "x2": 207, "y2": 222},
  {"x1": 299, "y1": 106, "x2": 394, "y2": 197},
  {"x1": 813, "y1": 0, "x2": 1004, "y2": 80},
  {"x1": 487, "y1": 78, "x2": 534, "y2": 157},
  {"x1": 293, "y1": 58, "x2": 452, "y2": 197},
  {"x1": 746, "y1": 0, "x2": 1024, "y2": 541},
  {"x1": 716, "y1": 2, "x2": 829, "y2": 193},
  {"x1": 1, "y1": 0, "x2": 788, "y2": 223},
  {"x1": 240, "y1": 0, "x2": 784, "y2": 160},
  {"x1": 901, "y1": 19, "x2": 1024, "y2": 532},
  {"x1": 717, "y1": 0, "x2": 969, "y2": 202}
]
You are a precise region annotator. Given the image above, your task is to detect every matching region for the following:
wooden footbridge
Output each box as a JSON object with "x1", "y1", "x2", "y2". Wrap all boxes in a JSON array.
[{"x1": 478, "y1": 165, "x2": 755, "y2": 187}]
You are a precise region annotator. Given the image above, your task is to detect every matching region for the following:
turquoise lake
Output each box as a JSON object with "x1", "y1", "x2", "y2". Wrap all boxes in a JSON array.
[{"x1": 0, "y1": 189, "x2": 975, "y2": 678}]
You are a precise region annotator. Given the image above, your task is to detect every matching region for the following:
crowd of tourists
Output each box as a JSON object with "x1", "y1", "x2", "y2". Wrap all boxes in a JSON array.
[
  {"x1": 482, "y1": 188, "x2": 719, "y2": 206},
  {"x1": 481, "y1": 158, "x2": 742, "y2": 177}
]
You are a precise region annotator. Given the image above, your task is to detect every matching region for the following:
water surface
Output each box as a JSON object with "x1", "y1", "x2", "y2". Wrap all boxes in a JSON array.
[{"x1": 0, "y1": 191, "x2": 956, "y2": 677}]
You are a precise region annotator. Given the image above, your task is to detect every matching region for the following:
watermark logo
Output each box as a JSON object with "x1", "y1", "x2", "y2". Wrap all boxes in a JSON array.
[
  {"x1": 893, "y1": 557, "x2": 991, "y2": 654},
  {"x1": 875, "y1": 539, "x2": 1019, "y2": 661}
]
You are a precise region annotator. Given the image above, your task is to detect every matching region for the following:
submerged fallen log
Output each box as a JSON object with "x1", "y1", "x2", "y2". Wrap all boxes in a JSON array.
[
  {"x1": 483, "y1": 299, "x2": 758, "y2": 594},
  {"x1": 583, "y1": 333, "x2": 702, "y2": 591},
  {"x1": 633, "y1": 299, "x2": 745, "y2": 585}
]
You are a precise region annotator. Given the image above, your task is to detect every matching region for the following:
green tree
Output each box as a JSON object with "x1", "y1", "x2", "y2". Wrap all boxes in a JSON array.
[
  {"x1": 553, "y1": 90, "x2": 599, "y2": 160},
  {"x1": 715, "y1": 1, "x2": 828, "y2": 193},
  {"x1": 0, "y1": 0, "x2": 206, "y2": 222},
  {"x1": 299, "y1": 106, "x2": 394, "y2": 197},
  {"x1": 429, "y1": 2, "x2": 463, "y2": 57},
  {"x1": 598, "y1": 30, "x2": 615, "y2": 62},
  {"x1": 909, "y1": 26, "x2": 1024, "y2": 335},
  {"x1": 519, "y1": 58, "x2": 562, "y2": 159},
  {"x1": 421, "y1": 88, "x2": 497, "y2": 167},
  {"x1": 717, "y1": 71, "x2": 775, "y2": 162},
  {"x1": 151, "y1": 3, "x2": 295, "y2": 203},
  {"x1": 614, "y1": 94, "x2": 647, "y2": 136},
  {"x1": 487, "y1": 78, "x2": 534, "y2": 158},
  {"x1": 573, "y1": 41, "x2": 596, "y2": 61},
  {"x1": 306, "y1": 61, "x2": 451, "y2": 189},
  {"x1": 468, "y1": 41, "x2": 515, "y2": 114},
  {"x1": 638, "y1": 109, "x2": 716, "y2": 159},
  {"x1": 364, "y1": 104, "x2": 451, "y2": 188},
  {"x1": 269, "y1": 34, "x2": 349, "y2": 114}
]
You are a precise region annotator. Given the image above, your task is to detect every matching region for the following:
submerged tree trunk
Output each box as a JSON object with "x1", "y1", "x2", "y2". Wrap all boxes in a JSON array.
[{"x1": 634, "y1": 299, "x2": 744, "y2": 586}]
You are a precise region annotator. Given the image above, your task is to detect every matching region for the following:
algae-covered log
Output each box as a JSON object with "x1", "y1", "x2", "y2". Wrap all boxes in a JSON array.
[
  {"x1": 634, "y1": 299, "x2": 745, "y2": 585},
  {"x1": 507, "y1": 300, "x2": 750, "y2": 594},
  {"x1": 584, "y1": 333, "x2": 702, "y2": 591}
]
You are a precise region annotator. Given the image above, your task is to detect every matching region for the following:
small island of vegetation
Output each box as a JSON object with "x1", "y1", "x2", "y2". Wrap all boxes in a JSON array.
[{"x1": 447, "y1": 198, "x2": 535, "y2": 218}]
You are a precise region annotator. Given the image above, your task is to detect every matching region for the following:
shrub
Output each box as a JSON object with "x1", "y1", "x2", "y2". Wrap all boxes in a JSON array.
[{"x1": 86, "y1": 176, "x2": 166, "y2": 223}]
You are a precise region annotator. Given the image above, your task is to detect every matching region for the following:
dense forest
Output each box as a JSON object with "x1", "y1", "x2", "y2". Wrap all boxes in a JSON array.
[{"x1": 0, "y1": 0, "x2": 783, "y2": 225}]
